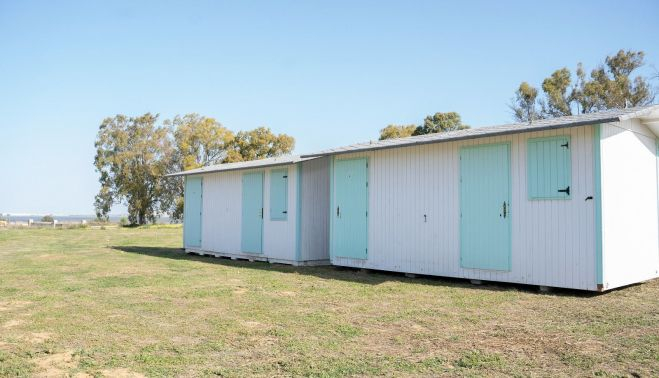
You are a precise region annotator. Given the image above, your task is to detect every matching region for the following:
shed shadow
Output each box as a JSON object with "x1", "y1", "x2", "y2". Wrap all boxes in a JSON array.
[{"x1": 112, "y1": 245, "x2": 602, "y2": 297}]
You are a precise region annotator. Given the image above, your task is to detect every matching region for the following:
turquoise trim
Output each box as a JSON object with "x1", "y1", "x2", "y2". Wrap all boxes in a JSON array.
[
  {"x1": 269, "y1": 168, "x2": 288, "y2": 221},
  {"x1": 527, "y1": 135, "x2": 572, "y2": 200},
  {"x1": 593, "y1": 124, "x2": 603, "y2": 286},
  {"x1": 295, "y1": 163, "x2": 303, "y2": 262},
  {"x1": 328, "y1": 156, "x2": 335, "y2": 261},
  {"x1": 459, "y1": 142, "x2": 512, "y2": 271}
]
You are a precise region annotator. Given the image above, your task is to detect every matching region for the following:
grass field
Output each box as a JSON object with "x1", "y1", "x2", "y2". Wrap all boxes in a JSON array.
[{"x1": 0, "y1": 227, "x2": 657, "y2": 377}]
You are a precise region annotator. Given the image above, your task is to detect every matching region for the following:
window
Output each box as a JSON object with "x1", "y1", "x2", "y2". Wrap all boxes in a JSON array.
[
  {"x1": 270, "y1": 168, "x2": 288, "y2": 220},
  {"x1": 527, "y1": 136, "x2": 571, "y2": 200}
]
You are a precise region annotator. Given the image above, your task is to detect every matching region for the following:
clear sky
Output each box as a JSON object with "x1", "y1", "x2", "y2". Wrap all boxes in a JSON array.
[{"x1": 1, "y1": 0, "x2": 657, "y2": 215}]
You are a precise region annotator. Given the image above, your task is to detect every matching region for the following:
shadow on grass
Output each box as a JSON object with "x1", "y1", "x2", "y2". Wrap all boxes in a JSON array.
[{"x1": 112, "y1": 245, "x2": 601, "y2": 296}]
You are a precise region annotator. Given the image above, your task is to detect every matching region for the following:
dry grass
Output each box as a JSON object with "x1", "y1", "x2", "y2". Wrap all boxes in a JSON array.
[{"x1": 0, "y1": 227, "x2": 657, "y2": 377}]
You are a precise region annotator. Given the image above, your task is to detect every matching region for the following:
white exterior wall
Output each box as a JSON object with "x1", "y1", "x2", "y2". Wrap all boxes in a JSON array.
[
  {"x1": 198, "y1": 165, "x2": 298, "y2": 262},
  {"x1": 332, "y1": 125, "x2": 599, "y2": 290},
  {"x1": 299, "y1": 157, "x2": 330, "y2": 262},
  {"x1": 600, "y1": 120, "x2": 659, "y2": 290}
]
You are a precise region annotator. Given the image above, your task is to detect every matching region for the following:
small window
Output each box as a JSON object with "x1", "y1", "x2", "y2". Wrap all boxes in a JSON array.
[
  {"x1": 270, "y1": 168, "x2": 288, "y2": 220},
  {"x1": 527, "y1": 136, "x2": 571, "y2": 200}
]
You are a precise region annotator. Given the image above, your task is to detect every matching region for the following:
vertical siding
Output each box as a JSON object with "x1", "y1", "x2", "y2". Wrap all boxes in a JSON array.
[
  {"x1": 199, "y1": 165, "x2": 297, "y2": 262},
  {"x1": 201, "y1": 171, "x2": 242, "y2": 253},
  {"x1": 300, "y1": 157, "x2": 330, "y2": 261},
  {"x1": 331, "y1": 125, "x2": 598, "y2": 290},
  {"x1": 600, "y1": 120, "x2": 659, "y2": 289}
]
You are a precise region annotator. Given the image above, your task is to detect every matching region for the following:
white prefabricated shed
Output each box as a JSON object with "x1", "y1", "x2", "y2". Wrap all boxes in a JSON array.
[
  {"x1": 169, "y1": 156, "x2": 330, "y2": 265},
  {"x1": 303, "y1": 105, "x2": 659, "y2": 291}
]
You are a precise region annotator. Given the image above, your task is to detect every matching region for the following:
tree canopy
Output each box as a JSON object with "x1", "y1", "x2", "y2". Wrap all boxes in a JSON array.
[
  {"x1": 170, "y1": 114, "x2": 235, "y2": 171},
  {"x1": 379, "y1": 112, "x2": 469, "y2": 140},
  {"x1": 378, "y1": 124, "x2": 416, "y2": 140},
  {"x1": 94, "y1": 114, "x2": 295, "y2": 224},
  {"x1": 225, "y1": 127, "x2": 295, "y2": 163},
  {"x1": 510, "y1": 49, "x2": 655, "y2": 122},
  {"x1": 94, "y1": 114, "x2": 174, "y2": 225},
  {"x1": 414, "y1": 112, "x2": 469, "y2": 135}
]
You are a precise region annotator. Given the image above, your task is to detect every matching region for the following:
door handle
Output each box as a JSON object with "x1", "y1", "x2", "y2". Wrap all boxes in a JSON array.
[
  {"x1": 336, "y1": 206, "x2": 340, "y2": 218},
  {"x1": 502, "y1": 201, "x2": 507, "y2": 219},
  {"x1": 558, "y1": 186, "x2": 570, "y2": 196}
]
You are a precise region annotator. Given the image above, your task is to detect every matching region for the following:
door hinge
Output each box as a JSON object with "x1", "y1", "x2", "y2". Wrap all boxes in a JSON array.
[
  {"x1": 283, "y1": 175, "x2": 288, "y2": 178},
  {"x1": 560, "y1": 141, "x2": 569, "y2": 149}
]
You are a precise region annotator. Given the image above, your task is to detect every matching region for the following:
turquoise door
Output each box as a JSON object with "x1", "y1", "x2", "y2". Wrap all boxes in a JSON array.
[
  {"x1": 184, "y1": 176, "x2": 203, "y2": 248},
  {"x1": 460, "y1": 143, "x2": 511, "y2": 271},
  {"x1": 333, "y1": 158, "x2": 368, "y2": 259},
  {"x1": 241, "y1": 172, "x2": 264, "y2": 253}
]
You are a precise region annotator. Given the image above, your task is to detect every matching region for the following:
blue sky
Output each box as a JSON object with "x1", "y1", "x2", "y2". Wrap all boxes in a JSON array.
[{"x1": 1, "y1": 0, "x2": 657, "y2": 215}]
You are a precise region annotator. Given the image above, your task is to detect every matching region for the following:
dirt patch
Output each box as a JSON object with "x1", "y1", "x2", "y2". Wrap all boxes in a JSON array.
[
  {"x1": 28, "y1": 332, "x2": 52, "y2": 343},
  {"x1": 0, "y1": 341, "x2": 10, "y2": 350},
  {"x1": 0, "y1": 300, "x2": 32, "y2": 312},
  {"x1": 233, "y1": 288, "x2": 248, "y2": 295},
  {"x1": 241, "y1": 320, "x2": 264, "y2": 329},
  {"x1": 279, "y1": 291, "x2": 296, "y2": 297},
  {"x1": 37, "y1": 254, "x2": 63, "y2": 260},
  {"x1": 100, "y1": 368, "x2": 146, "y2": 377},
  {"x1": 34, "y1": 351, "x2": 76, "y2": 377},
  {"x1": 73, "y1": 373, "x2": 94, "y2": 378},
  {"x1": 2, "y1": 319, "x2": 23, "y2": 328}
]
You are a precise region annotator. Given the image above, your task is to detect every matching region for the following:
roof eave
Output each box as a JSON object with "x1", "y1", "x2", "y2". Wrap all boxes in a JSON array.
[
  {"x1": 164, "y1": 157, "x2": 314, "y2": 177},
  {"x1": 301, "y1": 117, "x2": 620, "y2": 158}
]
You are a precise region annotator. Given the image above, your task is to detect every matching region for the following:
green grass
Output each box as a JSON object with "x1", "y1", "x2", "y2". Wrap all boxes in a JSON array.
[{"x1": 0, "y1": 227, "x2": 657, "y2": 377}]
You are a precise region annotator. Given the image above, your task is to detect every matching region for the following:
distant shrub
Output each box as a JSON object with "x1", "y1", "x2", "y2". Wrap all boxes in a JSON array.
[
  {"x1": 119, "y1": 217, "x2": 129, "y2": 227},
  {"x1": 41, "y1": 214, "x2": 54, "y2": 223},
  {"x1": 67, "y1": 223, "x2": 89, "y2": 229}
]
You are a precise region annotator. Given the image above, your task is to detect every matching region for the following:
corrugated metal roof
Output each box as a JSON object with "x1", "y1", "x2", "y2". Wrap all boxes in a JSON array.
[
  {"x1": 166, "y1": 155, "x2": 317, "y2": 177},
  {"x1": 301, "y1": 105, "x2": 659, "y2": 157}
]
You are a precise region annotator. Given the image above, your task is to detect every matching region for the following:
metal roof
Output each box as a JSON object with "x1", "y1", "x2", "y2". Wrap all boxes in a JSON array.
[
  {"x1": 301, "y1": 105, "x2": 659, "y2": 157},
  {"x1": 166, "y1": 155, "x2": 317, "y2": 177}
]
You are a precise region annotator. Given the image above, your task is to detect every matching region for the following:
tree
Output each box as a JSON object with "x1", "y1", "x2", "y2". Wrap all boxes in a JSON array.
[
  {"x1": 225, "y1": 127, "x2": 295, "y2": 163},
  {"x1": 413, "y1": 112, "x2": 469, "y2": 135},
  {"x1": 41, "y1": 214, "x2": 54, "y2": 223},
  {"x1": 170, "y1": 114, "x2": 235, "y2": 171},
  {"x1": 166, "y1": 114, "x2": 236, "y2": 220},
  {"x1": 541, "y1": 68, "x2": 572, "y2": 117},
  {"x1": 510, "y1": 82, "x2": 542, "y2": 122},
  {"x1": 511, "y1": 49, "x2": 655, "y2": 121},
  {"x1": 94, "y1": 114, "x2": 174, "y2": 225},
  {"x1": 379, "y1": 124, "x2": 416, "y2": 140},
  {"x1": 574, "y1": 50, "x2": 654, "y2": 113}
]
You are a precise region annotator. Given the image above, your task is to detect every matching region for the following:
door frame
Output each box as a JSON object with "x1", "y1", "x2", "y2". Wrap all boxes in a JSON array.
[
  {"x1": 241, "y1": 171, "x2": 264, "y2": 254},
  {"x1": 330, "y1": 156, "x2": 369, "y2": 260},
  {"x1": 459, "y1": 142, "x2": 512, "y2": 271}
]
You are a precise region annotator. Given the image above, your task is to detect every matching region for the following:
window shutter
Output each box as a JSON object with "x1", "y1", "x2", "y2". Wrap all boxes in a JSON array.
[
  {"x1": 527, "y1": 136, "x2": 571, "y2": 200},
  {"x1": 269, "y1": 168, "x2": 288, "y2": 220}
]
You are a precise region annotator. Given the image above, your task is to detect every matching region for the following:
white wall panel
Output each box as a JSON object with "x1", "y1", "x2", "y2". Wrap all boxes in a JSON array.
[
  {"x1": 300, "y1": 157, "x2": 330, "y2": 262},
  {"x1": 332, "y1": 125, "x2": 598, "y2": 290},
  {"x1": 198, "y1": 165, "x2": 297, "y2": 262},
  {"x1": 600, "y1": 120, "x2": 659, "y2": 289}
]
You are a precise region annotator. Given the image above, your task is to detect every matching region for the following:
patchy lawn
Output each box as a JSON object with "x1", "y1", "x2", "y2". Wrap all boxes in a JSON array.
[{"x1": 0, "y1": 227, "x2": 657, "y2": 377}]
